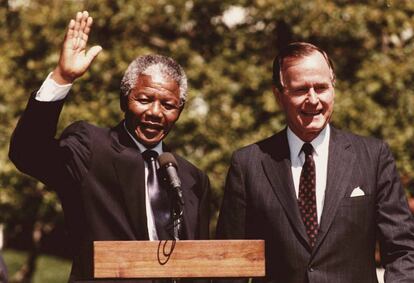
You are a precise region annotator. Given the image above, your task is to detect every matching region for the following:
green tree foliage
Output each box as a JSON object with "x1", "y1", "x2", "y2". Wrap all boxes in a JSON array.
[{"x1": 1, "y1": 0, "x2": 414, "y2": 277}]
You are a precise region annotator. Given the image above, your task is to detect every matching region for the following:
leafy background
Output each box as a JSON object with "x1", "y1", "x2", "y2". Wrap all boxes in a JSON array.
[{"x1": 1, "y1": 0, "x2": 413, "y2": 281}]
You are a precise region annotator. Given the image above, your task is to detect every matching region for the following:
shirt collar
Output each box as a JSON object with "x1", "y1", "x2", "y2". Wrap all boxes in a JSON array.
[
  {"x1": 123, "y1": 121, "x2": 163, "y2": 155},
  {"x1": 287, "y1": 124, "x2": 330, "y2": 159}
]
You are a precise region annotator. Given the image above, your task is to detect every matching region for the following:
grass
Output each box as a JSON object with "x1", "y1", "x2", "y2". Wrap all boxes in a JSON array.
[{"x1": 2, "y1": 249, "x2": 71, "y2": 283}]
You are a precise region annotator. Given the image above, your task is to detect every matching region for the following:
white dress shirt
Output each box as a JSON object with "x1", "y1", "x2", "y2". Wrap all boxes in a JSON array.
[
  {"x1": 287, "y1": 125, "x2": 330, "y2": 223},
  {"x1": 36, "y1": 73, "x2": 162, "y2": 240}
]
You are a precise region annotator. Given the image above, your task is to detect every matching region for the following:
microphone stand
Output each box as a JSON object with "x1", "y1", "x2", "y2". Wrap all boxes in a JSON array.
[
  {"x1": 172, "y1": 193, "x2": 183, "y2": 241},
  {"x1": 171, "y1": 192, "x2": 183, "y2": 283}
]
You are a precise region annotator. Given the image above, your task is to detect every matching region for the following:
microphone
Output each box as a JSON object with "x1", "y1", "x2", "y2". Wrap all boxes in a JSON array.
[{"x1": 158, "y1": 152, "x2": 184, "y2": 206}]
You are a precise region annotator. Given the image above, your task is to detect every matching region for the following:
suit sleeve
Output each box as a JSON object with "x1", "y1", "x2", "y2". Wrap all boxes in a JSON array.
[
  {"x1": 375, "y1": 142, "x2": 414, "y2": 282},
  {"x1": 216, "y1": 152, "x2": 247, "y2": 239},
  {"x1": 215, "y1": 152, "x2": 249, "y2": 283},
  {"x1": 9, "y1": 94, "x2": 91, "y2": 191}
]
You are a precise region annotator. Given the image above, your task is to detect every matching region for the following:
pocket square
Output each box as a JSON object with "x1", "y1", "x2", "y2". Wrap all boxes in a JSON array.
[{"x1": 350, "y1": 187, "x2": 365, "y2": 197}]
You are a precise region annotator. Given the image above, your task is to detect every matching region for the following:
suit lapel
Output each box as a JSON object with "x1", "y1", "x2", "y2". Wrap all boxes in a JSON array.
[
  {"x1": 261, "y1": 130, "x2": 310, "y2": 247},
  {"x1": 111, "y1": 122, "x2": 149, "y2": 240},
  {"x1": 179, "y1": 169, "x2": 198, "y2": 242},
  {"x1": 313, "y1": 127, "x2": 356, "y2": 252},
  {"x1": 177, "y1": 160, "x2": 197, "y2": 240}
]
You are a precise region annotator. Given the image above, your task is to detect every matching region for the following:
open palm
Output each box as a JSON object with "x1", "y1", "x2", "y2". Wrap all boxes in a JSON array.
[{"x1": 53, "y1": 11, "x2": 102, "y2": 84}]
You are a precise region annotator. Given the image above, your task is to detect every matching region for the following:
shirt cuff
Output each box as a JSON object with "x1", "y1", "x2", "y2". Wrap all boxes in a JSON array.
[{"x1": 35, "y1": 72, "x2": 72, "y2": 101}]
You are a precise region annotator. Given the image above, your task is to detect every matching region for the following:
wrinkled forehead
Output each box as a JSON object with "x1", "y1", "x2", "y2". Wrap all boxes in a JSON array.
[
  {"x1": 134, "y1": 73, "x2": 179, "y2": 94},
  {"x1": 281, "y1": 51, "x2": 330, "y2": 71}
]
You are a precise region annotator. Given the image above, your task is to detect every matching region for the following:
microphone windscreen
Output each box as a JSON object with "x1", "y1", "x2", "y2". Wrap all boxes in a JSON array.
[{"x1": 158, "y1": 152, "x2": 178, "y2": 168}]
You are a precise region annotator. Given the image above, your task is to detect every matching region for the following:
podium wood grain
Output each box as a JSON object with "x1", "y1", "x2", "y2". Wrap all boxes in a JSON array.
[{"x1": 94, "y1": 240, "x2": 265, "y2": 278}]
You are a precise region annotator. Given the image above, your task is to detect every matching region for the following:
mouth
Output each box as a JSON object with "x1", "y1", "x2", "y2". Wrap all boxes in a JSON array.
[
  {"x1": 140, "y1": 122, "x2": 163, "y2": 133},
  {"x1": 301, "y1": 109, "x2": 323, "y2": 117}
]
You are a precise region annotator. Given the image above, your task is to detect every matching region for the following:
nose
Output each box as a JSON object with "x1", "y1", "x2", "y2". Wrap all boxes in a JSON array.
[
  {"x1": 148, "y1": 101, "x2": 162, "y2": 118},
  {"x1": 307, "y1": 88, "x2": 319, "y2": 105}
]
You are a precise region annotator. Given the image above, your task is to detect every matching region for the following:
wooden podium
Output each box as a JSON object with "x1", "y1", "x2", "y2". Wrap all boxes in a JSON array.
[{"x1": 94, "y1": 240, "x2": 265, "y2": 279}]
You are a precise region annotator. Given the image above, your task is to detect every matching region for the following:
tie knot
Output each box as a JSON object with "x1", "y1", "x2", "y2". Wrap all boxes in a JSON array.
[
  {"x1": 142, "y1": 150, "x2": 158, "y2": 163},
  {"x1": 302, "y1": 143, "x2": 313, "y2": 155}
]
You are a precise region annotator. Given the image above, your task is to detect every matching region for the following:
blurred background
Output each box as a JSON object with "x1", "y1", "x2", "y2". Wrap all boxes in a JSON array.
[{"x1": 1, "y1": 0, "x2": 414, "y2": 282}]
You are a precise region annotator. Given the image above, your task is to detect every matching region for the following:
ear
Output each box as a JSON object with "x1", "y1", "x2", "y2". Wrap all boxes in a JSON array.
[
  {"x1": 120, "y1": 95, "x2": 127, "y2": 112},
  {"x1": 176, "y1": 103, "x2": 185, "y2": 119},
  {"x1": 272, "y1": 85, "x2": 284, "y2": 111}
]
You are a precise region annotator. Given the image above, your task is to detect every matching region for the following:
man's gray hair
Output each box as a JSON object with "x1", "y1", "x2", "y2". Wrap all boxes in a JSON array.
[
  {"x1": 120, "y1": 54, "x2": 188, "y2": 108},
  {"x1": 272, "y1": 42, "x2": 335, "y2": 92}
]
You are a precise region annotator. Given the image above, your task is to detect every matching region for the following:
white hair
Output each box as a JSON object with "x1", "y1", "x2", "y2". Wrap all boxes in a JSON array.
[{"x1": 120, "y1": 54, "x2": 188, "y2": 106}]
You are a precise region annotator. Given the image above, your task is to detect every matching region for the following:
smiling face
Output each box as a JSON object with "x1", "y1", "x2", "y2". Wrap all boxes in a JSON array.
[
  {"x1": 125, "y1": 73, "x2": 182, "y2": 148},
  {"x1": 274, "y1": 51, "x2": 335, "y2": 142}
]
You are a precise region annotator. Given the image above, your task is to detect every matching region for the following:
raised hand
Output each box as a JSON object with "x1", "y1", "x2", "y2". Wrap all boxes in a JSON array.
[{"x1": 52, "y1": 11, "x2": 102, "y2": 84}]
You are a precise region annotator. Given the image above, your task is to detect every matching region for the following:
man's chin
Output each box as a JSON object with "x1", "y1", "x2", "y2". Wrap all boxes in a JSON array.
[
  {"x1": 136, "y1": 134, "x2": 165, "y2": 148},
  {"x1": 301, "y1": 115, "x2": 328, "y2": 128},
  {"x1": 304, "y1": 123, "x2": 328, "y2": 136}
]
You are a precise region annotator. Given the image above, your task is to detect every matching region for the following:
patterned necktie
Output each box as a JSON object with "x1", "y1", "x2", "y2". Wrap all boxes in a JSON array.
[
  {"x1": 142, "y1": 150, "x2": 172, "y2": 240},
  {"x1": 298, "y1": 143, "x2": 318, "y2": 247}
]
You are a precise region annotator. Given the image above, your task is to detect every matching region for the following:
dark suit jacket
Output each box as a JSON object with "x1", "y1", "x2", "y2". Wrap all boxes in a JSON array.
[
  {"x1": 216, "y1": 127, "x2": 414, "y2": 283},
  {"x1": 9, "y1": 96, "x2": 210, "y2": 282}
]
